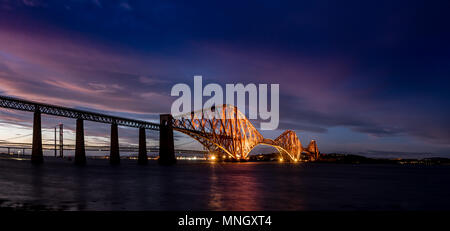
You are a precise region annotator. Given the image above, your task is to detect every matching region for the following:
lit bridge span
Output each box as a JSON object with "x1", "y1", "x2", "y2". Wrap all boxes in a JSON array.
[
  {"x1": 171, "y1": 105, "x2": 319, "y2": 162},
  {"x1": 0, "y1": 95, "x2": 319, "y2": 165}
]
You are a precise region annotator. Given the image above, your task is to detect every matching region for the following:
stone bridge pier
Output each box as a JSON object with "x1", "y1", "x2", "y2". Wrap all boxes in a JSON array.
[
  {"x1": 30, "y1": 111, "x2": 175, "y2": 165},
  {"x1": 31, "y1": 108, "x2": 43, "y2": 164},
  {"x1": 158, "y1": 114, "x2": 176, "y2": 165}
]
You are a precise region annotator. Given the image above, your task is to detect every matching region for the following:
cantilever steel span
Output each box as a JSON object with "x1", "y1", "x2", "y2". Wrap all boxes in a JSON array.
[
  {"x1": 0, "y1": 95, "x2": 319, "y2": 164},
  {"x1": 171, "y1": 104, "x2": 320, "y2": 161}
]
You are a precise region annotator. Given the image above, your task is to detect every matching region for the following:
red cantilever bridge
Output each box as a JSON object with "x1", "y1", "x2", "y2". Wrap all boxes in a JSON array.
[
  {"x1": 171, "y1": 104, "x2": 319, "y2": 161},
  {"x1": 0, "y1": 95, "x2": 319, "y2": 165}
]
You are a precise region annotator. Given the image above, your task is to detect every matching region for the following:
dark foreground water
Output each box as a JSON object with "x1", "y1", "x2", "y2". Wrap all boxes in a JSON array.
[{"x1": 0, "y1": 156, "x2": 449, "y2": 211}]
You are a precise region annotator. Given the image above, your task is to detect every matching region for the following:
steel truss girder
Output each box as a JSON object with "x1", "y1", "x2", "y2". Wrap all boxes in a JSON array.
[
  {"x1": 172, "y1": 104, "x2": 319, "y2": 161},
  {"x1": 0, "y1": 95, "x2": 159, "y2": 130}
]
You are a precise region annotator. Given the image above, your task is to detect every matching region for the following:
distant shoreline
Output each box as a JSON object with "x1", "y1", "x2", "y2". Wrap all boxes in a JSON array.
[
  {"x1": 317, "y1": 153, "x2": 450, "y2": 165},
  {"x1": 1, "y1": 152, "x2": 449, "y2": 166},
  {"x1": 250, "y1": 153, "x2": 450, "y2": 165}
]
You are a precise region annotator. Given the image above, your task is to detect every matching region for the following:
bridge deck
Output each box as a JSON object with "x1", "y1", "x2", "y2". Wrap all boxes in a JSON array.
[{"x1": 0, "y1": 95, "x2": 159, "y2": 130}]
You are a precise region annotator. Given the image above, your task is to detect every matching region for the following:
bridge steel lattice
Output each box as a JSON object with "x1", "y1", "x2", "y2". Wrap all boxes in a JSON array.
[
  {"x1": 0, "y1": 95, "x2": 163, "y2": 165},
  {"x1": 0, "y1": 95, "x2": 318, "y2": 164},
  {"x1": 0, "y1": 95, "x2": 159, "y2": 129},
  {"x1": 171, "y1": 105, "x2": 319, "y2": 161}
]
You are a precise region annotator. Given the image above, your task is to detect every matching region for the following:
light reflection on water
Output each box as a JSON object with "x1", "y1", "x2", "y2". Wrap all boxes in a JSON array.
[
  {"x1": 207, "y1": 163, "x2": 263, "y2": 210},
  {"x1": 0, "y1": 157, "x2": 449, "y2": 211}
]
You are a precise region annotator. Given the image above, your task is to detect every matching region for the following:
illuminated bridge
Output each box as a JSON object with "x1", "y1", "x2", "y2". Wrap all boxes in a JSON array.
[
  {"x1": 171, "y1": 105, "x2": 319, "y2": 162},
  {"x1": 0, "y1": 95, "x2": 319, "y2": 165}
]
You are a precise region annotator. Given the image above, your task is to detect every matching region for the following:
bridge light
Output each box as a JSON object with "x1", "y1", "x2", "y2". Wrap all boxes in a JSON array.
[
  {"x1": 279, "y1": 158, "x2": 283, "y2": 162},
  {"x1": 294, "y1": 158, "x2": 298, "y2": 162},
  {"x1": 210, "y1": 155, "x2": 216, "y2": 160},
  {"x1": 222, "y1": 155, "x2": 226, "y2": 159}
]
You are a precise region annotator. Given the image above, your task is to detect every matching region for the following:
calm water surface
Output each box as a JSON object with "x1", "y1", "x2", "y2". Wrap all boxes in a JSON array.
[{"x1": 0, "y1": 157, "x2": 449, "y2": 210}]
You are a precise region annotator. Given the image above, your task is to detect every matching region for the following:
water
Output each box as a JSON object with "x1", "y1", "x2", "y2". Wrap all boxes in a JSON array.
[{"x1": 0, "y1": 157, "x2": 449, "y2": 211}]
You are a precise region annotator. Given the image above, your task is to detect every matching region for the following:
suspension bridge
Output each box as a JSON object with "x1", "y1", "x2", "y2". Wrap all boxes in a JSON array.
[{"x1": 0, "y1": 95, "x2": 319, "y2": 165}]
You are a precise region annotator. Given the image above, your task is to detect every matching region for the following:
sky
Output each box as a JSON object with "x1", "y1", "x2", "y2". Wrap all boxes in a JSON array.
[{"x1": 0, "y1": 0, "x2": 449, "y2": 158}]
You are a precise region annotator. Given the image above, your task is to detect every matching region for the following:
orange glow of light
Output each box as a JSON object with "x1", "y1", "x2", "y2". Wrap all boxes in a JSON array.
[
  {"x1": 171, "y1": 105, "x2": 320, "y2": 162},
  {"x1": 210, "y1": 155, "x2": 216, "y2": 160}
]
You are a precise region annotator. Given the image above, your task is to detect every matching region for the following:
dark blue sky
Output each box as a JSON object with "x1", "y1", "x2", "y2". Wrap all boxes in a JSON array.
[{"x1": 0, "y1": 0, "x2": 449, "y2": 157}]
